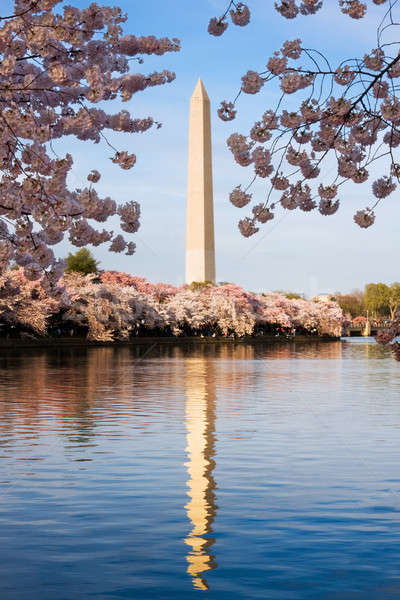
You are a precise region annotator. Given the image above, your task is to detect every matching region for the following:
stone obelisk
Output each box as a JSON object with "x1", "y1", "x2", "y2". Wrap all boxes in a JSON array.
[{"x1": 185, "y1": 79, "x2": 216, "y2": 284}]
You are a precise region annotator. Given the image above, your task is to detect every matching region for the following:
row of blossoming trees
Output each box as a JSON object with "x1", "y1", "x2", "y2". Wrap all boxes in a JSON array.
[
  {"x1": 0, "y1": 268, "x2": 344, "y2": 341},
  {"x1": 0, "y1": 1, "x2": 399, "y2": 355}
]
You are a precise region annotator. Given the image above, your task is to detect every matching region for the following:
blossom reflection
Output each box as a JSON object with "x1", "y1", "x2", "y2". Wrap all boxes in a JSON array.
[{"x1": 184, "y1": 358, "x2": 218, "y2": 590}]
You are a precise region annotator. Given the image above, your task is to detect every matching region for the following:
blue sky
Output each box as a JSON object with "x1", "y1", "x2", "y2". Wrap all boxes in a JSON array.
[{"x1": 8, "y1": 0, "x2": 400, "y2": 295}]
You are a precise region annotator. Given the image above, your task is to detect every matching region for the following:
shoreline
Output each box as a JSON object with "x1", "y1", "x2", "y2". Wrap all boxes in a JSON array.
[{"x1": 0, "y1": 334, "x2": 341, "y2": 350}]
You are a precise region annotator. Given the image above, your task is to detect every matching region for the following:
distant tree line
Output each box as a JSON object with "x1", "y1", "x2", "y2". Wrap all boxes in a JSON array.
[{"x1": 334, "y1": 284, "x2": 400, "y2": 321}]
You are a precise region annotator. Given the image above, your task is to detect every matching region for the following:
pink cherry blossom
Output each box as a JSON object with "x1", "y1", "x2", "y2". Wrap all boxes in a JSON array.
[
  {"x1": 293, "y1": 128, "x2": 313, "y2": 144},
  {"x1": 230, "y1": 3, "x2": 251, "y2": 26},
  {"x1": 267, "y1": 54, "x2": 288, "y2": 75},
  {"x1": 301, "y1": 161, "x2": 320, "y2": 179},
  {"x1": 280, "y1": 190, "x2": 299, "y2": 211},
  {"x1": 351, "y1": 167, "x2": 369, "y2": 184},
  {"x1": 111, "y1": 151, "x2": 136, "y2": 170},
  {"x1": 381, "y1": 98, "x2": 400, "y2": 122},
  {"x1": 208, "y1": 17, "x2": 228, "y2": 36},
  {"x1": 363, "y1": 48, "x2": 384, "y2": 70},
  {"x1": 340, "y1": 0, "x2": 367, "y2": 19},
  {"x1": 275, "y1": 0, "x2": 299, "y2": 19},
  {"x1": 319, "y1": 198, "x2": 340, "y2": 215},
  {"x1": 318, "y1": 184, "x2": 338, "y2": 199},
  {"x1": 262, "y1": 110, "x2": 280, "y2": 130},
  {"x1": 227, "y1": 133, "x2": 254, "y2": 166},
  {"x1": 387, "y1": 62, "x2": 400, "y2": 79},
  {"x1": 281, "y1": 111, "x2": 302, "y2": 129},
  {"x1": 372, "y1": 81, "x2": 389, "y2": 98},
  {"x1": 218, "y1": 101, "x2": 237, "y2": 121},
  {"x1": 300, "y1": 1, "x2": 323, "y2": 16},
  {"x1": 280, "y1": 71, "x2": 303, "y2": 94},
  {"x1": 384, "y1": 130, "x2": 400, "y2": 147},
  {"x1": 238, "y1": 217, "x2": 259, "y2": 237},
  {"x1": 286, "y1": 146, "x2": 308, "y2": 166},
  {"x1": 0, "y1": 0, "x2": 181, "y2": 291},
  {"x1": 301, "y1": 100, "x2": 322, "y2": 123},
  {"x1": 281, "y1": 39, "x2": 302, "y2": 59},
  {"x1": 250, "y1": 122, "x2": 272, "y2": 143},
  {"x1": 230, "y1": 186, "x2": 252, "y2": 208},
  {"x1": 391, "y1": 163, "x2": 400, "y2": 179},
  {"x1": 372, "y1": 176, "x2": 396, "y2": 198},
  {"x1": 353, "y1": 209, "x2": 375, "y2": 228},
  {"x1": 241, "y1": 71, "x2": 264, "y2": 94},
  {"x1": 252, "y1": 204, "x2": 274, "y2": 223},
  {"x1": 272, "y1": 174, "x2": 290, "y2": 190},
  {"x1": 334, "y1": 66, "x2": 355, "y2": 86},
  {"x1": 87, "y1": 170, "x2": 101, "y2": 183},
  {"x1": 118, "y1": 201, "x2": 141, "y2": 234},
  {"x1": 109, "y1": 234, "x2": 127, "y2": 253}
]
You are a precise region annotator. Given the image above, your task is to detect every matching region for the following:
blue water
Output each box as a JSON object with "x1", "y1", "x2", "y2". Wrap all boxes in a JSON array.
[{"x1": 1, "y1": 338, "x2": 400, "y2": 599}]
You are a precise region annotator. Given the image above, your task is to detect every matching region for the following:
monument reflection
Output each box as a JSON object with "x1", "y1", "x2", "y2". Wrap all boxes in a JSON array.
[
  {"x1": 0, "y1": 340, "x2": 349, "y2": 592},
  {"x1": 184, "y1": 358, "x2": 218, "y2": 590}
]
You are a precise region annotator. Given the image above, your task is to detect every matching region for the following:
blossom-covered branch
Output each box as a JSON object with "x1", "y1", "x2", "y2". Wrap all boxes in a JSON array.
[
  {"x1": 0, "y1": 0, "x2": 180, "y2": 292},
  {"x1": 209, "y1": 1, "x2": 389, "y2": 35},
  {"x1": 209, "y1": 0, "x2": 400, "y2": 235}
]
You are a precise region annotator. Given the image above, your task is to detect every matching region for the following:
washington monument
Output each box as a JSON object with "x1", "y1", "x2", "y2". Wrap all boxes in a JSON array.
[{"x1": 185, "y1": 79, "x2": 216, "y2": 285}]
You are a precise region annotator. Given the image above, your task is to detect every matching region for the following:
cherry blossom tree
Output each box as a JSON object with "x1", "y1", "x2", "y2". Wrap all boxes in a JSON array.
[
  {"x1": 206, "y1": 284, "x2": 258, "y2": 335},
  {"x1": 209, "y1": 1, "x2": 400, "y2": 236},
  {"x1": 0, "y1": 267, "x2": 60, "y2": 333},
  {"x1": 259, "y1": 292, "x2": 343, "y2": 337},
  {"x1": 164, "y1": 287, "x2": 211, "y2": 334},
  {"x1": 62, "y1": 272, "x2": 167, "y2": 340},
  {"x1": 164, "y1": 282, "x2": 343, "y2": 338},
  {"x1": 0, "y1": 0, "x2": 180, "y2": 294},
  {"x1": 101, "y1": 270, "x2": 178, "y2": 301}
]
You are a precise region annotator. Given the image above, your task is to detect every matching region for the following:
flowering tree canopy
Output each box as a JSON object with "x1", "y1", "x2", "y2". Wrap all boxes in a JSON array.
[
  {"x1": 209, "y1": 1, "x2": 399, "y2": 236},
  {"x1": 0, "y1": 269, "x2": 345, "y2": 339},
  {"x1": 0, "y1": 0, "x2": 179, "y2": 293},
  {"x1": 0, "y1": 267, "x2": 59, "y2": 333}
]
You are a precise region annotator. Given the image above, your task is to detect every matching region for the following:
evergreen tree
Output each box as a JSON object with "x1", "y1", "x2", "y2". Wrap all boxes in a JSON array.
[{"x1": 65, "y1": 249, "x2": 99, "y2": 275}]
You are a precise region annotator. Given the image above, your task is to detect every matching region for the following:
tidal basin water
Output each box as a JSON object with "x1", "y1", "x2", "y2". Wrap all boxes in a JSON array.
[{"x1": 1, "y1": 338, "x2": 400, "y2": 599}]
